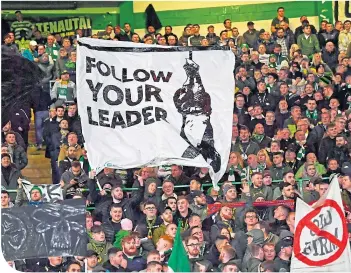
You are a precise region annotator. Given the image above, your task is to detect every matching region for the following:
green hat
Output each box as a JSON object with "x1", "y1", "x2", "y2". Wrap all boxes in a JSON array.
[
  {"x1": 241, "y1": 43, "x2": 249, "y2": 49},
  {"x1": 60, "y1": 70, "x2": 69, "y2": 76},
  {"x1": 269, "y1": 54, "x2": 276, "y2": 58},
  {"x1": 30, "y1": 186, "x2": 42, "y2": 196}
]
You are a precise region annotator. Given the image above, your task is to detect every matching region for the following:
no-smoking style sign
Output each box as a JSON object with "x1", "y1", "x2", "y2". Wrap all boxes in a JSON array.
[{"x1": 294, "y1": 199, "x2": 348, "y2": 266}]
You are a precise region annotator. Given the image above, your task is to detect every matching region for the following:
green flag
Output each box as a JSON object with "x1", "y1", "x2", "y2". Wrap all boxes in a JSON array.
[{"x1": 168, "y1": 223, "x2": 191, "y2": 272}]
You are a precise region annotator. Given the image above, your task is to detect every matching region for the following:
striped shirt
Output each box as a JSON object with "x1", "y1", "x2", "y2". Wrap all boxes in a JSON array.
[{"x1": 11, "y1": 20, "x2": 33, "y2": 40}]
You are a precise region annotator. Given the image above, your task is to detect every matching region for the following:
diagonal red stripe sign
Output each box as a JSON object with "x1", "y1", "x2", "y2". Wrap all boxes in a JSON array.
[{"x1": 294, "y1": 199, "x2": 348, "y2": 266}]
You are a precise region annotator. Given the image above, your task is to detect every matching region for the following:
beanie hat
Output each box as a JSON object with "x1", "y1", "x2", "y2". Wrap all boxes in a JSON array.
[
  {"x1": 223, "y1": 184, "x2": 236, "y2": 196},
  {"x1": 1, "y1": 153, "x2": 11, "y2": 160},
  {"x1": 294, "y1": 71, "x2": 303, "y2": 79},
  {"x1": 121, "y1": 218, "x2": 133, "y2": 231},
  {"x1": 30, "y1": 186, "x2": 42, "y2": 196}
]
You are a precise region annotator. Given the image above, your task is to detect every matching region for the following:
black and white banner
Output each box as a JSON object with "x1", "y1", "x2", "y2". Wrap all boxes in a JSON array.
[
  {"x1": 22, "y1": 179, "x2": 63, "y2": 202},
  {"x1": 77, "y1": 38, "x2": 235, "y2": 189}
]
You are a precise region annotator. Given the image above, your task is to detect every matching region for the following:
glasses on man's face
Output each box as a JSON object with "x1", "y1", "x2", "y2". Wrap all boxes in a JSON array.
[
  {"x1": 145, "y1": 207, "x2": 156, "y2": 210},
  {"x1": 191, "y1": 231, "x2": 202, "y2": 236},
  {"x1": 187, "y1": 243, "x2": 200, "y2": 248}
]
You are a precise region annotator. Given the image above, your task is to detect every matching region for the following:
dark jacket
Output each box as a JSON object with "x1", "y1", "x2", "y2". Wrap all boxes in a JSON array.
[
  {"x1": 58, "y1": 157, "x2": 75, "y2": 176},
  {"x1": 96, "y1": 171, "x2": 123, "y2": 188},
  {"x1": 251, "y1": 135, "x2": 272, "y2": 150},
  {"x1": 1, "y1": 131, "x2": 26, "y2": 150},
  {"x1": 318, "y1": 136, "x2": 336, "y2": 165},
  {"x1": 1, "y1": 165, "x2": 21, "y2": 199},
  {"x1": 102, "y1": 260, "x2": 124, "y2": 272},
  {"x1": 275, "y1": 111, "x2": 290, "y2": 129},
  {"x1": 250, "y1": 92, "x2": 276, "y2": 112},
  {"x1": 327, "y1": 146, "x2": 350, "y2": 166},
  {"x1": 43, "y1": 117, "x2": 60, "y2": 158},
  {"x1": 93, "y1": 186, "x2": 145, "y2": 223},
  {"x1": 1, "y1": 43, "x2": 20, "y2": 55},
  {"x1": 102, "y1": 219, "x2": 121, "y2": 243},
  {"x1": 64, "y1": 112, "x2": 84, "y2": 145},
  {"x1": 322, "y1": 48, "x2": 339, "y2": 71},
  {"x1": 319, "y1": 29, "x2": 339, "y2": 48},
  {"x1": 166, "y1": 173, "x2": 190, "y2": 194},
  {"x1": 243, "y1": 29, "x2": 259, "y2": 48},
  {"x1": 123, "y1": 253, "x2": 146, "y2": 272},
  {"x1": 9, "y1": 144, "x2": 28, "y2": 170}
]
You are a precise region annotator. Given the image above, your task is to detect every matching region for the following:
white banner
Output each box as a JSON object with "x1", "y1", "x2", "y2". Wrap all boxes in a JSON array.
[
  {"x1": 291, "y1": 177, "x2": 351, "y2": 271},
  {"x1": 77, "y1": 38, "x2": 235, "y2": 189},
  {"x1": 22, "y1": 179, "x2": 63, "y2": 202}
]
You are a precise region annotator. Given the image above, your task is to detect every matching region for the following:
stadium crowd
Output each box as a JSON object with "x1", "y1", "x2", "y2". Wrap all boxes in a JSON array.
[{"x1": 2, "y1": 7, "x2": 351, "y2": 273}]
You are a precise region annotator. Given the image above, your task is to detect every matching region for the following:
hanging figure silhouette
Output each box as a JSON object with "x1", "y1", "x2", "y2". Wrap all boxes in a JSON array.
[{"x1": 173, "y1": 52, "x2": 221, "y2": 173}]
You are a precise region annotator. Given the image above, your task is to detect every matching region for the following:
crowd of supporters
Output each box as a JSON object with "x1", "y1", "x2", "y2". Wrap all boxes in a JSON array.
[{"x1": 1, "y1": 7, "x2": 351, "y2": 272}]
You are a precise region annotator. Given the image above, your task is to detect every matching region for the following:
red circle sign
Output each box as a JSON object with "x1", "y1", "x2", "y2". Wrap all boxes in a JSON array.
[{"x1": 294, "y1": 199, "x2": 348, "y2": 266}]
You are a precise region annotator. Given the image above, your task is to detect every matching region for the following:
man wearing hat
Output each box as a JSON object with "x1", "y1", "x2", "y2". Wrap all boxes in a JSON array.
[
  {"x1": 50, "y1": 70, "x2": 76, "y2": 107},
  {"x1": 22, "y1": 40, "x2": 38, "y2": 61},
  {"x1": 273, "y1": 236, "x2": 293, "y2": 272},
  {"x1": 86, "y1": 250, "x2": 99, "y2": 272},
  {"x1": 243, "y1": 21, "x2": 259, "y2": 49},
  {"x1": 15, "y1": 178, "x2": 43, "y2": 206},
  {"x1": 189, "y1": 190, "x2": 207, "y2": 220}
]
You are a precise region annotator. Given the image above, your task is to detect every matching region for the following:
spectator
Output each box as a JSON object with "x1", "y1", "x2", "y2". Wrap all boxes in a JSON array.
[
  {"x1": 22, "y1": 40, "x2": 38, "y2": 61},
  {"x1": 87, "y1": 226, "x2": 113, "y2": 265},
  {"x1": 231, "y1": 27, "x2": 245, "y2": 47},
  {"x1": 2, "y1": 33, "x2": 20, "y2": 55},
  {"x1": 339, "y1": 20, "x2": 351, "y2": 52},
  {"x1": 50, "y1": 70, "x2": 76, "y2": 107},
  {"x1": 271, "y1": 7, "x2": 289, "y2": 34},
  {"x1": 322, "y1": 41, "x2": 339, "y2": 72},
  {"x1": 188, "y1": 24, "x2": 204, "y2": 46},
  {"x1": 206, "y1": 25, "x2": 219, "y2": 46},
  {"x1": 243, "y1": 21, "x2": 259, "y2": 49},
  {"x1": 223, "y1": 19, "x2": 232, "y2": 38},
  {"x1": 319, "y1": 22, "x2": 339, "y2": 48},
  {"x1": 4, "y1": 132, "x2": 27, "y2": 170},
  {"x1": 297, "y1": 25, "x2": 320, "y2": 57},
  {"x1": 294, "y1": 17, "x2": 317, "y2": 42}
]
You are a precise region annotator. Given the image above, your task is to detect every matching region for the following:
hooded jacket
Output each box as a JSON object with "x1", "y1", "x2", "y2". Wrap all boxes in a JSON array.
[{"x1": 93, "y1": 185, "x2": 145, "y2": 223}]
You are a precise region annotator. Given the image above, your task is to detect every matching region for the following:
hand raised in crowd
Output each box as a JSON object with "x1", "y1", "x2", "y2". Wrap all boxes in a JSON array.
[{"x1": 241, "y1": 181, "x2": 250, "y2": 195}]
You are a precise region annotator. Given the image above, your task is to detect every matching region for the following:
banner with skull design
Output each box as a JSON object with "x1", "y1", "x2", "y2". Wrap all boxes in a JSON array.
[
  {"x1": 77, "y1": 38, "x2": 235, "y2": 190},
  {"x1": 1, "y1": 198, "x2": 87, "y2": 260}
]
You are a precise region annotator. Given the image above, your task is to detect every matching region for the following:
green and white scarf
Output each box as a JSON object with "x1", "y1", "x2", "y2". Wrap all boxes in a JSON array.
[
  {"x1": 305, "y1": 109, "x2": 318, "y2": 121},
  {"x1": 296, "y1": 143, "x2": 306, "y2": 161}
]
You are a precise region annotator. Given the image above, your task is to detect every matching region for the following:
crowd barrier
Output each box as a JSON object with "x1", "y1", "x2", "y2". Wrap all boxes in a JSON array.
[{"x1": 4, "y1": 177, "x2": 332, "y2": 212}]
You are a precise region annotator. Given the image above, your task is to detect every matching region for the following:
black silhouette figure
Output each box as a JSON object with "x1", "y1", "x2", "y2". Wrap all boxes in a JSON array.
[{"x1": 173, "y1": 52, "x2": 221, "y2": 173}]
